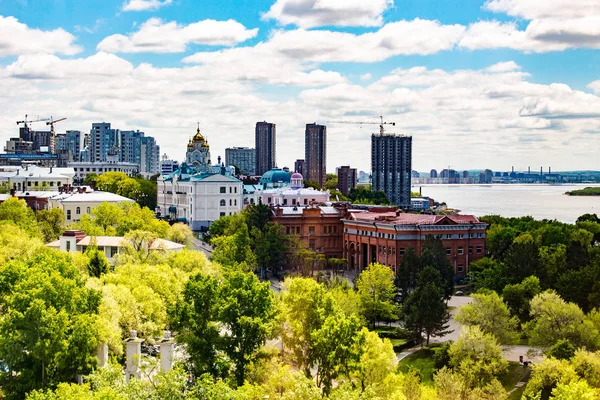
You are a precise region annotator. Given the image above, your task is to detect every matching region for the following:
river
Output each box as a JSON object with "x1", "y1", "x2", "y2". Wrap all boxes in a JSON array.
[{"x1": 414, "y1": 184, "x2": 600, "y2": 223}]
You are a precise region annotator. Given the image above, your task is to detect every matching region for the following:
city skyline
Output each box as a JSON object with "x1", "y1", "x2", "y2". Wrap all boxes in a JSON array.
[{"x1": 0, "y1": 0, "x2": 599, "y2": 172}]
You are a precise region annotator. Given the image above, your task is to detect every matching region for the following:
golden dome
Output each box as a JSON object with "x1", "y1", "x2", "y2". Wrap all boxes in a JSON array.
[
  {"x1": 187, "y1": 137, "x2": 193, "y2": 148},
  {"x1": 192, "y1": 125, "x2": 205, "y2": 143}
]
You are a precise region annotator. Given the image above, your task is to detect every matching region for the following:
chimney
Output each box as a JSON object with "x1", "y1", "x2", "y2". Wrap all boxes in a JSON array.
[
  {"x1": 159, "y1": 331, "x2": 176, "y2": 373},
  {"x1": 540, "y1": 167, "x2": 543, "y2": 176},
  {"x1": 124, "y1": 330, "x2": 144, "y2": 382},
  {"x1": 528, "y1": 166, "x2": 531, "y2": 175},
  {"x1": 549, "y1": 166, "x2": 551, "y2": 174},
  {"x1": 512, "y1": 166, "x2": 514, "y2": 173}
]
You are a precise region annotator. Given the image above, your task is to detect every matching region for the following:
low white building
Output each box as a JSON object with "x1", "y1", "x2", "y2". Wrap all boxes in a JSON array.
[
  {"x1": 46, "y1": 230, "x2": 184, "y2": 262},
  {"x1": 69, "y1": 161, "x2": 139, "y2": 183},
  {"x1": 0, "y1": 165, "x2": 74, "y2": 191},
  {"x1": 49, "y1": 190, "x2": 135, "y2": 223},
  {"x1": 243, "y1": 172, "x2": 330, "y2": 207}
]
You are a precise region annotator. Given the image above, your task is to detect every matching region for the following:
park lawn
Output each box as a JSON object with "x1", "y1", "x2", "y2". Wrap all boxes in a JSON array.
[
  {"x1": 398, "y1": 348, "x2": 437, "y2": 385},
  {"x1": 498, "y1": 362, "x2": 530, "y2": 400}
]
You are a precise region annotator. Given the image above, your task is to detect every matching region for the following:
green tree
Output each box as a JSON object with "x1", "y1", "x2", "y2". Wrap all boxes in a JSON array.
[
  {"x1": 551, "y1": 381, "x2": 600, "y2": 400},
  {"x1": 547, "y1": 339, "x2": 576, "y2": 360},
  {"x1": 524, "y1": 291, "x2": 599, "y2": 350},
  {"x1": 311, "y1": 313, "x2": 363, "y2": 395},
  {"x1": 246, "y1": 203, "x2": 271, "y2": 232},
  {"x1": 169, "y1": 273, "x2": 225, "y2": 380},
  {"x1": 420, "y1": 236, "x2": 455, "y2": 300},
  {"x1": 218, "y1": 271, "x2": 277, "y2": 386},
  {"x1": 211, "y1": 222, "x2": 256, "y2": 271},
  {"x1": 36, "y1": 208, "x2": 65, "y2": 242},
  {"x1": 166, "y1": 222, "x2": 194, "y2": 246},
  {"x1": 449, "y1": 325, "x2": 508, "y2": 388},
  {"x1": 0, "y1": 251, "x2": 100, "y2": 399},
  {"x1": 356, "y1": 263, "x2": 397, "y2": 328},
  {"x1": 404, "y1": 266, "x2": 451, "y2": 345},
  {"x1": 0, "y1": 197, "x2": 40, "y2": 237},
  {"x1": 86, "y1": 247, "x2": 110, "y2": 278},
  {"x1": 469, "y1": 257, "x2": 509, "y2": 293},
  {"x1": 83, "y1": 172, "x2": 98, "y2": 185},
  {"x1": 523, "y1": 357, "x2": 579, "y2": 400},
  {"x1": 280, "y1": 278, "x2": 331, "y2": 375},
  {"x1": 455, "y1": 291, "x2": 519, "y2": 344},
  {"x1": 502, "y1": 275, "x2": 542, "y2": 322},
  {"x1": 395, "y1": 246, "x2": 421, "y2": 303}
]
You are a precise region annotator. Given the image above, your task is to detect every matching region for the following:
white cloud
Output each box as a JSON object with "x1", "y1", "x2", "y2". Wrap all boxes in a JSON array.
[
  {"x1": 485, "y1": 61, "x2": 521, "y2": 73},
  {"x1": 588, "y1": 81, "x2": 600, "y2": 95},
  {"x1": 360, "y1": 73, "x2": 372, "y2": 81},
  {"x1": 465, "y1": 0, "x2": 600, "y2": 51},
  {"x1": 0, "y1": 15, "x2": 82, "y2": 56},
  {"x1": 98, "y1": 18, "x2": 258, "y2": 53},
  {"x1": 262, "y1": 0, "x2": 393, "y2": 28},
  {"x1": 122, "y1": 0, "x2": 172, "y2": 12}
]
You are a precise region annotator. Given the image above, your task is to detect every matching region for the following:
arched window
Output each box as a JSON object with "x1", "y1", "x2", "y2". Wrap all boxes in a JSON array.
[
  {"x1": 86, "y1": 207, "x2": 90, "y2": 214},
  {"x1": 220, "y1": 199, "x2": 226, "y2": 206},
  {"x1": 76, "y1": 207, "x2": 80, "y2": 215}
]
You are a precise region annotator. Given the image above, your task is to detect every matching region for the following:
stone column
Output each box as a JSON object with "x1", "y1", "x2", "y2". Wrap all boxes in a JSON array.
[
  {"x1": 96, "y1": 343, "x2": 108, "y2": 368},
  {"x1": 159, "y1": 331, "x2": 176, "y2": 373},
  {"x1": 123, "y1": 330, "x2": 144, "y2": 382}
]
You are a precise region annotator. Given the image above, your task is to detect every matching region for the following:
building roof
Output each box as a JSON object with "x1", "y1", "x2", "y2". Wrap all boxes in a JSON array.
[
  {"x1": 55, "y1": 191, "x2": 135, "y2": 203},
  {"x1": 347, "y1": 212, "x2": 482, "y2": 225},
  {"x1": 0, "y1": 165, "x2": 74, "y2": 180},
  {"x1": 46, "y1": 236, "x2": 185, "y2": 251},
  {"x1": 259, "y1": 168, "x2": 291, "y2": 186},
  {"x1": 273, "y1": 205, "x2": 341, "y2": 216}
]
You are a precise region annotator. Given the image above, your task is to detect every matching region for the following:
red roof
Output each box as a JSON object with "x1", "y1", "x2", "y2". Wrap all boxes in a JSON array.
[{"x1": 348, "y1": 212, "x2": 481, "y2": 225}]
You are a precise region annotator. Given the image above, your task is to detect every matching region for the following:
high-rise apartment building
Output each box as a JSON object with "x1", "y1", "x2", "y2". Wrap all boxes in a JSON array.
[
  {"x1": 120, "y1": 130, "x2": 144, "y2": 165},
  {"x1": 337, "y1": 165, "x2": 357, "y2": 196},
  {"x1": 225, "y1": 147, "x2": 256, "y2": 175},
  {"x1": 140, "y1": 136, "x2": 160, "y2": 177},
  {"x1": 55, "y1": 130, "x2": 81, "y2": 159},
  {"x1": 89, "y1": 123, "x2": 118, "y2": 163},
  {"x1": 19, "y1": 126, "x2": 53, "y2": 152},
  {"x1": 371, "y1": 133, "x2": 412, "y2": 209},
  {"x1": 305, "y1": 123, "x2": 327, "y2": 187},
  {"x1": 255, "y1": 122, "x2": 276, "y2": 176},
  {"x1": 160, "y1": 154, "x2": 179, "y2": 175},
  {"x1": 294, "y1": 159, "x2": 306, "y2": 176}
]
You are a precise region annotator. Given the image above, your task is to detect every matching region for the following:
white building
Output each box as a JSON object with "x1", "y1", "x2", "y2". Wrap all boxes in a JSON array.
[
  {"x1": 160, "y1": 154, "x2": 179, "y2": 175},
  {"x1": 0, "y1": 165, "x2": 74, "y2": 191},
  {"x1": 48, "y1": 190, "x2": 135, "y2": 223},
  {"x1": 156, "y1": 126, "x2": 243, "y2": 232},
  {"x1": 69, "y1": 160, "x2": 139, "y2": 183},
  {"x1": 46, "y1": 230, "x2": 184, "y2": 263},
  {"x1": 243, "y1": 171, "x2": 329, "y2": 206}
]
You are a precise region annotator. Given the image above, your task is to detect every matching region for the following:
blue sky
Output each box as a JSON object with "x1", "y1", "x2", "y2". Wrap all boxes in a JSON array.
[{"x1": 0, "y1": 0, "x2": 599, "y2": 172}]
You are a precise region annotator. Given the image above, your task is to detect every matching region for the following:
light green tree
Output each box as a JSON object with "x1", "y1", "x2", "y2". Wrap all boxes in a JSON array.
[
  {"x1": 36, "y1": 208, "x2": 65, "y2": 242},
  {"x1": 525, "y1": 291, "x2": 599, "y2": 350},
  {"x1": 0, "y1": 196, "x2": 40, "y2": 237},
  {"x1": 523, "y1": 357, "x2": 579, "y2": 399},
  {"x1": 166, "y1": 222, "x2": 194, "y2": 246},
  {"x1": 455, "y1": 291, "x2": 519, "y2": 344},
  {"x1": 551, "y1": 380, "x2": 600, "y2": 400},
  {"x1": 356, "y1": 263, "x2": 397, "y2": 328},
  {"x1": 449, "y1": 326, "x2": 508, "y2": 388}
]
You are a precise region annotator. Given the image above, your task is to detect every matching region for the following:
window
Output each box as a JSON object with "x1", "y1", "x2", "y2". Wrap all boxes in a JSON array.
[
  {"x1": 220, "y1": 187, "x2": 226, "y2": 193},
  {"x1": 309, "y1": 226, "x2": 315, "y2": 235},
  {"x1": 110, "y1": 246, "x2": 118, "y2": 257},
  {"x1": 220, "y1": 199, "x2": 226, "y2": 206},
  {"x1": 457, "y1": 265, "x2": 464, "y2": 273},
  {"x1": 76, "y1": 207, "x2": 81, "y2": 215},
  {"x1": 459, "y1": 234, "x2": 464, "y2": 238},
  {"x1": 399, "y1": 248, "x2": 405, "y2": 256},
  {"x1": 66, "y1": 210, "x2": 71, "y2": 220},
  {"x1": 304, "y1": 199, "x2": 308, "y2": 205},
  {"x1": 476, "y1": 246, "x2": 482, "y2": 254},
  {"x1": 468, "y1": 246, "x2": 473, "y2": 254},
  {"x1": 283, "y1": 199, "x2": 287, "y2": 205},
  {"x1": 458, "y1": 247, "x2": 464, "y2": 255},
  {"x1": 286, "y1": 227, "x2": 290, "y2": 234},
  {"x1": 268, "y1": 197, "x2": 272, "y2": 203},
  {"x1": 234, "y1": 199, "x2": 237, "y2": 206},
  {"x1": 292, "y1": 199, "x2": 296, "y2": 205},
  {"x1": 87, "y1": 207, "x2": 90, "y2": 214},
  {"x1": 27, "y1": 181, "x2": 32, "y2": 187},
  {"x1": 235, "y1": 187, "x2": 237, "y2": 193},
  {"x1": 229, "y1": 187, "x2": 232, "y2": 193},
  {"x1": 309, "y1": 239, "x2": 316, "y2": 250},
  {"x1": 446, "y1": 247, "x2": 452, "y2": 255},
  {"x1": 229, "y1": 199, "x2": 232, "y2": 206},
  {"x1": 220, "y1": 212, "x2": 226, "y2": 217},
  {"x1": 50, "y1": 181, "x2": 54, "y2": 187},
  {"x1": 445, "y1": 234, "x2": 452, "y2": 239},
  {"x1": 66, "y1": 241, "x2": 71, "y2": 251}
]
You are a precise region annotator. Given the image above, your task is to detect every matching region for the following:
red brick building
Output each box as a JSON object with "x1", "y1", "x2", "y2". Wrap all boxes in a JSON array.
[
  {"x1": 342, "y1": 211, "x2": 487, "y2": 276},
  {"x1": 270, "y1": 204, "x2": 346, "y2": 259}
]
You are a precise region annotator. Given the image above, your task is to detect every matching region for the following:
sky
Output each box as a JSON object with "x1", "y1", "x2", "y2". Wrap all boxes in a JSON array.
[{"x1": 0, "y1": 0, "x2": 599, "y2": 173}]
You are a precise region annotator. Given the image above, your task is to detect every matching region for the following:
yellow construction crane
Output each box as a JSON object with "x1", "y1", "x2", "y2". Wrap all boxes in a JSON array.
[
  {"x1": 327, "y1": 115, "x2": 395, "y2": 135},
  {"x1": 46, "y1": 117, "x2": 67, "y2": 136}
]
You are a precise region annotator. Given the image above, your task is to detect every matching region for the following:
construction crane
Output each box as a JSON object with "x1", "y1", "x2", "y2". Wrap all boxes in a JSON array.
[
  {"x1": 327, "y1": 115, "x2": 395, "y2": 135},
  {"x1": 16, "y1": 114, "x2": 49, "y2": 129},
  {"x1": 46, "y1": 117, "x2": 67, "y2": 136}
]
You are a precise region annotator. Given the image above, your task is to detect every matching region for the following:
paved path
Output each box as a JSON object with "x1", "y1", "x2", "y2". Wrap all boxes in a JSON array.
[{"x1": 191, "y1": 238, "x2": 213, "y2": 257}]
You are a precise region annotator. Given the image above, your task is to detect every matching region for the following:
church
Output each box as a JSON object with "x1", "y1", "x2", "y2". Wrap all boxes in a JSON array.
[{"x1": 156, "y1": 125, "x2": 243, "y2": 232}]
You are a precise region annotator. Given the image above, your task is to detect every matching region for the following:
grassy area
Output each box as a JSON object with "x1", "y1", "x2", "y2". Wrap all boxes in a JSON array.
[
  {"x1": 389, "y1": 338, "x2": 407, "y2": 347},
  {"x1": 398, "y1": 348, "x2": 437, "y2": 385},
  {"x1": 499, "y1": 362, "x2": 530, "y2": 400}
]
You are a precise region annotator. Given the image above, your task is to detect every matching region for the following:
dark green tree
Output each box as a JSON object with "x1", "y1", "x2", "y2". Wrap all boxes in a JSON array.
[
  {"x1": 218, "y1": 271, "x2": 277, "y2": 386},
  {"x1": 547, "y1": 339, "x2": 576, "y2": 360},
  {"x1": 36, "y1": 208, "x2": 65, "y2": 242},
  {"x1": 420, "y1": 236, "x2": 455, "y2": 300},
  {"x1": 502, "y1": 275, "x2": 541, "y2": 322},
  {"x1": 86, "y1": 248, "x2": 110, "y2": 278},
  {"x1": 403, "y1": 266, "x2": 451, "y2": 345},
  {"x1": 395, "y1": 246, "x2": 421, "y2": 303}
]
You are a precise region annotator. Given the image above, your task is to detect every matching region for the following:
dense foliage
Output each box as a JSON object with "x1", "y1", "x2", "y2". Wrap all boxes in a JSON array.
[
  {"x1": 565, "y1": 187, "x2": 600, "y2": 196},
  {"x1": 92, "y1": 171, "x2": 158, "y2": 210},
  {"x1": 347, "y1": 187, "x2": 390, "y2": 205}
]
